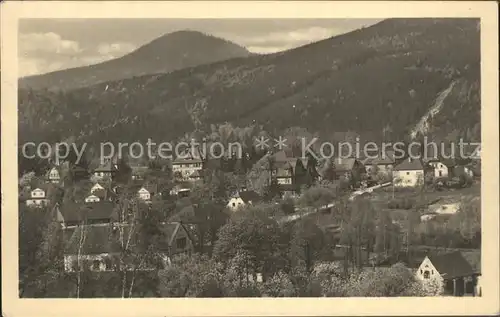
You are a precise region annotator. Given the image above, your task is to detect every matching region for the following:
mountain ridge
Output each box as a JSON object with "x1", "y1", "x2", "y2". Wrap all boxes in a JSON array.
[
  {"x1": 18, "y1": 18, "x2": 481, "y2": 157},
  {"x1": 19, "y1": 30, "x2": 252, "y2": 90}
]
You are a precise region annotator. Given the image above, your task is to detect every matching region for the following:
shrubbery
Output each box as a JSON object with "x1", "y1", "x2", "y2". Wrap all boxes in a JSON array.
[{"x1": 387, "y1": 197, "x2": 416, "y2": 210}]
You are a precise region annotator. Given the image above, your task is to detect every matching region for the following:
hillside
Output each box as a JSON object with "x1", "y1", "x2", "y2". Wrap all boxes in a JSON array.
[
  {"x1": 18, "y1": 18, "x2": 481, "y2": 152},
  {"x1": 18, "y1": 30, "x2": 251, "y2": 91}
]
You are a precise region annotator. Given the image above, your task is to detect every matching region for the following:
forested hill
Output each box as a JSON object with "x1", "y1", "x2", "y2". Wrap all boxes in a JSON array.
[
  {"x1": 19, "y1": 30, "x2": 251, "y2": 91},
  {"x1": 18, "y1": 18, "x2": 481, "y2": 148}
]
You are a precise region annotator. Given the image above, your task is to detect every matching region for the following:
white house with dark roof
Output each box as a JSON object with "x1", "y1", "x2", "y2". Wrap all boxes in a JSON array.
[
  {"x1": 138, "y1": 187, "x2": 151, "y2": 201},
  {"x1": 172, "y1": 147, "x2": 203, "y2": 181},
  {"x1": 84, "y1": 194, "x2": 101, "y2": 203},
  {"x1": 189, "y1": 170, "x2": 203, "y2": 182},
  {"x1": 416, "y1": 251, "x2": 481, "y2": 296},
  {"x1": 393, "y1": 158, "x2": 424, "y2": 187},
  {"x1": 46, "y1": 166, "x2": 61, "y2": 184},
  {"x1": 25, "y1": 187, "x2": 50, "y2": 207},
  {"x1": 226, "y1": 189, "x2": 261, "y2": 211},
  {"x1": 90, "y1": 183, "x2": 105, "y2": 194}
]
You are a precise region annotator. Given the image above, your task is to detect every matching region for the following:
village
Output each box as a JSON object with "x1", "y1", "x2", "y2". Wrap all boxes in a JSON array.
[{"x1": 18, "y1": 139, "x2": 482, "y2": 297}]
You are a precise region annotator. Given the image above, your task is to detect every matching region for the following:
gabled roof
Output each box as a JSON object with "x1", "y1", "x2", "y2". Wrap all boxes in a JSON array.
[
  {"x1": 31, "y1": 186, "x2": 47, "y2": 193},
  {"x1": 173, "y1": 146, "x2": 204, "y2": 164},
  {"x1": 45, "y1": 166, "x2": 61, "y2": 178},
  {"x1": 94, "y1": 160, "x2": 117, "y2": 172},
  {"x1": 85, "y1": 194, "x2": 100, "y2": 201},
  {"x1": 93, "y1": 188, "x2": 116, "y2": 200},
  {"x1": 143, "y1": 183, "x2": 158, "y2": 194},
  {"x1": 427, "y1": 251, "x2": 477, "y2": 279},
  {"x1": 273, "y1": 149, "x2": 295, "y2": 163},
  {"x1": 238, "y1": 190, "x2": 261, "y2": 203},
  {"x1": 71, "y1": 165, "x2": 88, "y2": 173},
  {"x1": 61, "y1": 201, "x2": 116, "y2": 224},
  {"x1": 333, "y1": 157, "x2": 356, "y2": 172},
  {"x1": 394, "y1": 158, "x2": 424, "y2": 171},
  {"x1": 189, "y1": 170, "x2": 202, "y2": 178},
  {"x1": 130, "y1": 165, "x2": 149, "y2": 175},
  {"x1": 64, "y1": 225, "x2": 118, "y2": 255},
  {"x1": 278, "y1": 183, "x2": 300, "y2": 192},
  {"x1": 64, "y1": 222, "x2": 192, "y2": 255},
  {"x1": 363, "y1": 151, "x2": 395, "y2": 166}
]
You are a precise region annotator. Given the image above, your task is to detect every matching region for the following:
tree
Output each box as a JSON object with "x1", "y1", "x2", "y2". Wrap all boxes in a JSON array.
[
  {"x1": 259, "y1": 271, "x2": 296, "y2": 297},
  {"x1": 344, "y1": 263, "x2": 423, "y2": 297},
  {"x1": 318, "y1": 158, "x2": 336, "y2": 182},
  {"x1": 289, "y1": 219, "x2": 329, "y2": 272},
  {"x1": 213, "y1": 208, "x2": 287, "y2": 282},
  {"x1": 19, "y1": 206, "x2": 62, "y2": 297},
  {"x1": 298, "y1": 183, "x2": 337, "y2": 212},
  {"x1": 247, "y1": 154, "x2": 273, "y2": 196},
  {"x1": 109, "y1": 190, "x2": 167, "y2": 298},
  {"x1": 158, "y1": 254, "x2": 224, "y2": 297},
  {"x1": 338, "y1": 198, "x2": 377, "y2": 271},
  {"x1": 310, "y1": 262, "x2": 345, "y2": 296}
]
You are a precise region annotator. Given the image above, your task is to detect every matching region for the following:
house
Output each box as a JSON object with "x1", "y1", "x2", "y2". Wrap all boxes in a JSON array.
[
  {"x1": 172, "y1": 148, "x2": 203, "y2": 181},
  {"x1": 273, "y1": 161, "x2": 294, "y2": 185},
  {"x1": 25, "y1": 187, "x2": 50, "y2": 207},
  {"x1": 415, "y1": 251, "x2": 481, "y2": 296},
  {"x1": 63, "y1": 221, "x2": 194, "y2": 272},
  {"x1": 90, "y1": 183, "x2": 105, "y2": 194},
  {"x1": 129, "y1": 162, "x2": 149, "y2": 181},
  {"x1": 70, "y1": 165, "x2": 88, "y2": 180},
  {"x1": 169, "y1": 185, "x2": 191, "y2": 198},
  {"x1": 271, "y1": 150, "x2": 319, "y2": 189},
  {"x1": 94, "y1": 187, "x2": 117, "y2": 202},
  {"x1": 453, "y1": 164, "x2": 475, "y2": 179},
  {"x1": 279, "y1": 184, "x2": 301, "y2": 199},
  {"x1": 189, "y1": 170, "x2": 203, "y2": 182},
  {"x1": 363, "y1": 151, "x2": 395, "y2": 177},
  {"x1": 393, "y1": 158, "x2": 424, "y2": 187},
  {"x1": 46, "y1": 166, "x2": 61, "y2": 184},
  {"x1": 333, "y1": 157, "x2": 365, "y2": 181},
  {"x1": 226, "y1": 189, "x2": 261, "y2": 211},
  {"x1": 138, "y1": 187, "x2": 151, "y2": 201},
  {"x1": 93, "y1": 160, "x2": 118, "y2": 180},
  {"x1": 60, "y1": 201, "x2": 116, "y2": 227},
  {"x1": 427, "y1": 158, "x2": 456, "y2": 179},
  {"x1": 84, "y1": 194, "x2": 101, "y2": 203},
  {"x1": 134, "y1": 183, "x2": 158, "y2": 202}
]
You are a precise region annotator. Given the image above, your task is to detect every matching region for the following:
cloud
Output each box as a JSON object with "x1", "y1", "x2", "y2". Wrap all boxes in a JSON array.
[
  {"x1": 246, "y1": 45, "x2": 295, "y2": 54},
  {"x1": 18, "y1": 57, "x2": 65, "y2": 77},
  {"x1": 19, "y1": 32, "x2": 82, "y2": 56},
  {"x1": 219, "y1": 26, "x2": 347, "y2": 53},
  {"x1": 97, "y1": 42, "x2": 137, "y2": 56}
]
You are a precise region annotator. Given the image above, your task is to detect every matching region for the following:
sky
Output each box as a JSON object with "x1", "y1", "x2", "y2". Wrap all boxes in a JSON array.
[{"x1": 18, "y1": 18, "x2": 382, "y2": 77}]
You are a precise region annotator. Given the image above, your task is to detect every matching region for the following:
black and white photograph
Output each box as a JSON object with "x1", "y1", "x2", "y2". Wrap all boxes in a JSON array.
[{"x1": 1, "y1": 1, "x2": 499, "y2": 316}]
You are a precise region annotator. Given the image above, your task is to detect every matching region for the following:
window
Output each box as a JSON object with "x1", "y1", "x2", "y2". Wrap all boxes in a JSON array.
[
  {"x1": 438, "y1": 171, "x2": 442, "y2": 177},
  {"x1": 176, "y1": 237, "x2": 187, "y2": 249},
  {"x1": 423, "y1": 271, "x2": 430, "y2": 279},
  {"x1": 232, "y1": 202, "x2": 236, "y2": 207},
  {"x1": 420, "y1": 269, "x2": 423, "y2": 274},
  {"x1": 431, "y1": 270, "x2": 434, "y2": 275},
  {"x1": 406, "y1": 172, "x2": 410, "y2": 175}
]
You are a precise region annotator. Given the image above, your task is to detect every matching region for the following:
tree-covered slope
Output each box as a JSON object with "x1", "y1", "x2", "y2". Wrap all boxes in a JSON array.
[{"x1": 18, "y1": 18, "x2": 480, "y2": 148}]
